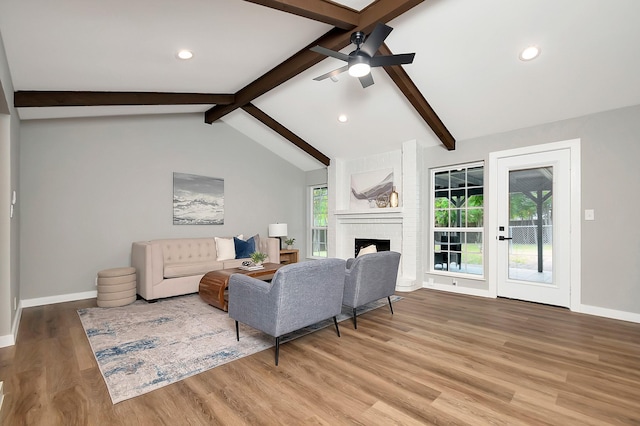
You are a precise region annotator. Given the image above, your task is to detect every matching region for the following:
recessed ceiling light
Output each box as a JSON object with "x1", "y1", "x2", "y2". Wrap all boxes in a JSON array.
[
  {"x1": 177, "y1": 50, "x2": 194, "y2": 60},
  {"x1": 519, "y1": 45, "x2": 540, "y2": 61},
  {"x1": 337, "y1": 114, "x2": 348, "y2": 123}
]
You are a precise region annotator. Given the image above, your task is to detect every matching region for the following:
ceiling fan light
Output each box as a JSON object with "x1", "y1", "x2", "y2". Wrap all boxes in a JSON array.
[{"x1": 349, "y1": 62, "x2": 370, "y2": 78}]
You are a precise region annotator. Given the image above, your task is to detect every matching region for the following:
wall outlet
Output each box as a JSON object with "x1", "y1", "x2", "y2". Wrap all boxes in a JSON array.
[
  {"x1": 428, "y1": 278, "x2": 434, "y2": 286},
  {"x1": 452, "y1": 279, "x2": 458, "y2": 286}
]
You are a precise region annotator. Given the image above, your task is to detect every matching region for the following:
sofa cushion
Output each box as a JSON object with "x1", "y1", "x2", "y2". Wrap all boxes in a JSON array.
[
  {"x1": 234, "y1": 236, "x2": 256, "y2": 259},
  {"x1": 164, "y1": 260, "x2": 222, "y2": 278},
  {"x1": 215, "y1": 237, "x2": 236, "y2": 261}
]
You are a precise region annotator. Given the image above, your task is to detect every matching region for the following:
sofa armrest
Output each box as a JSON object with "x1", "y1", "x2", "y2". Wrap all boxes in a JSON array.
[
  {"x1": 131, "y1": 241, "x2": 164, "y2": 300},
  {"x1": 228, "y1": 274, "x2": 278, "y2": 335},
  {"x1": 263, "y1": 237, "x2": 280, "y2": 264}
]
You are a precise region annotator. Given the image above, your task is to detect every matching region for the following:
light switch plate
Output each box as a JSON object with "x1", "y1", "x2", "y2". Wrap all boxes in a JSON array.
[{"x1": 584, "y1": 209, "x2": 595, "y2": 221}]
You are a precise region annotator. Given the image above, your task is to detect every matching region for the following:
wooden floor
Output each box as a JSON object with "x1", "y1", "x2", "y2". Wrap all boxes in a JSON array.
[{"x1": 1, "y1": 289, "x2": 639, "y2": 425}]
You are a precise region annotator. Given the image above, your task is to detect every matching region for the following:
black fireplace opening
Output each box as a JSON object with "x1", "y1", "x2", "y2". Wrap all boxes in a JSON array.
[{"x1": 354, "y1": 238, "x2": 391, "y2": 257}]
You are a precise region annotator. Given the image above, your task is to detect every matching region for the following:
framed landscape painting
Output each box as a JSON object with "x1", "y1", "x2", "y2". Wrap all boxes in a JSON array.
[{"x1": 173, "y1": 172, "x2": 224, "y2": 225}]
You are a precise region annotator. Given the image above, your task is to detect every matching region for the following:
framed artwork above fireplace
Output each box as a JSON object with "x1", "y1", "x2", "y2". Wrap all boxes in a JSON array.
[{"x1": 349, "y1": 169, "x2": 394, "y2": 210}]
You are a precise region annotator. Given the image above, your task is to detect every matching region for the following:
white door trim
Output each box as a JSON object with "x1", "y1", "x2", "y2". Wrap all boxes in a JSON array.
[{"x1": 488, "y1": 139, "x2": 581, "y2": 311}]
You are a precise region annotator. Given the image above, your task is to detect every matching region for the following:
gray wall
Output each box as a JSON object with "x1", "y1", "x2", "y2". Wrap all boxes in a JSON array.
[
  {"x1": 0, "y1": 28, "x2": 20, "y2": 341},
  {"x1": 423, "y1": 104, "x2": 640, "y2": 314},
  {"x1": 20, "y1": 113, "x2": 307, "y2": 300},
  {"x1": 306, "y1": 168, "x2": 327, "y2": 187}
]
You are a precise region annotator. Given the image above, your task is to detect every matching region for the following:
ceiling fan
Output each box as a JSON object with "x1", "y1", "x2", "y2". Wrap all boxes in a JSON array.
[{"x1": 310, "y1": 23, "x2": 415, "y2": 88}]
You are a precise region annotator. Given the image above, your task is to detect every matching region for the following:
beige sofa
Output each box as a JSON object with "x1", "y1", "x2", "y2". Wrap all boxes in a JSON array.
[{"x1": 131, "y1": 236, "x2": 280, "y2": 301}]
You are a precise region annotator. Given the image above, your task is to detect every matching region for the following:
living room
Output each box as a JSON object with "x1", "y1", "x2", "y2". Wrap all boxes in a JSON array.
[{"x1": 1, "y1": 0, "x2": 640, "y2": 423}]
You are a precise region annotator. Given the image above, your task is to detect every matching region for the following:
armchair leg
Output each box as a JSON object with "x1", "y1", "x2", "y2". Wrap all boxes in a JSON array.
[
  {"x1": 275, "y1": 336, "x2": 280, "y2": 366},
  {"x1": 235, "y1": 321, "x2": 239, "y2": 341},
  {"x1": 388, "y1": 296, "x2": 394, "y2": 315},
  {"x1": 333, "y1": 316, "x2": 341, "y2": 337},
  {"x1": 352, "y1": 308, "x2": 357, "y2": 329}
]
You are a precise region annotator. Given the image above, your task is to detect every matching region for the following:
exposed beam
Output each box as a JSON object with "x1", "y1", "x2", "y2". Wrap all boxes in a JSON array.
[
  {"x1": 241, "y1": 103, "x2": 330, "y2": 167},
  {"x1": 205, "y1": 0, "x2": 424, "y2": 124},
  {"x1": 243, "y1": 0, "x2": 358, "y2": 30},
  {"x1": 14, "y1": 91, "x2": 234, "y2": 108},
  {"x1": 379, "y1": 43, "x2": 456, "y2": 150}
]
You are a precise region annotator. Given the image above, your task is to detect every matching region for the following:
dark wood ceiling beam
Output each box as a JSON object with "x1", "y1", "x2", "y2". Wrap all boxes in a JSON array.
[
  {"x1": 205, "y1": 0, "x2": 424, "y2": 124},
  {"x1": 14, "y1": 91, "x2": 234, "y2": 107},
  {"x1": 241, "y1": 103, "x2": 330, "y2": 166},
  {"x1": 243, "y1": 0, "x2": 358, "y2": 30},
  {"x1": 378, "y1": 44, "x2": 456, "y2": 150}
]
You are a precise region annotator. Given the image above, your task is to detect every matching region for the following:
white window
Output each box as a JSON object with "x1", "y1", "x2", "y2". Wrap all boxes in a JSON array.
[
  {"x1": 310, "y1": 185, "x2": 328, "y2": 258},
  {"x1": 431, "y1": 163, "x2": 484, "y2": 276}
]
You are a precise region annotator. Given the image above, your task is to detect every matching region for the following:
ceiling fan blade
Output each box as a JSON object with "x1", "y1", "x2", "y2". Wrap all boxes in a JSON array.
[
  {"x1": 358, "y1": 73, "x2": 374, "y2": 88},
  {"x1": 310, "y1": 45, "x2": 349, "y2": 62},
  {"x1": 370, "y1": 52, "x2": 416, "y2": 67},
  {"x1": 360, "y1": 23, "x2": 393, "y2": 57},
  {"x1": 313, "y1": 65, "x2": 349, "y2": 81}
]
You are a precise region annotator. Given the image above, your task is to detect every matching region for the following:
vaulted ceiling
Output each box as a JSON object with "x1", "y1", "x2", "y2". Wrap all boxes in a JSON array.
[{"x1": 1, "y1": 0, "x2": 639, "y2": 171}]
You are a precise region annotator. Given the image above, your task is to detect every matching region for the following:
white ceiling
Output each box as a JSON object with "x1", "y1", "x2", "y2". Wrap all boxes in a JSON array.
[{"x1": 1, "y1": 0, "x2": 639, "y2": 171}]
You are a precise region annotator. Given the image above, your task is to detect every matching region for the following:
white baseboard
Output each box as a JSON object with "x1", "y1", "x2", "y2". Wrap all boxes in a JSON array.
[
  {"x1": 421, "y1": 282, "x2": 640, "y2": 324},
  {"x1": 21, "y1": 290, "x2": 97, "y2": 309},
  {"x1": 578, "y1": 304, "x2": 640, "y2": 324},
  {"x1": 0, "y1": 302, "x2": 22, "y2": 348},
  {"x1": 0, "y1": 381, "x2": 4, "y2": 413},
  {"x1": 395, "y1": 277, "x2": 422, "y2": 292},
  {"x1": 0, "y1": 334, "x2": 13, "y2": 348},
  {"x1": 424, "y1": 282, "x2": 492, "y2": 298},
  {"x1": 2, "y1": 292, "x2": 96, "y2": 348}
]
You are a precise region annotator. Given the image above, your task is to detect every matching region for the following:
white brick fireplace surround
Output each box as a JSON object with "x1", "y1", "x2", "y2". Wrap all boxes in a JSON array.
[{"x1": 327, "y1": 140, "x2": 424, "y2": 292}]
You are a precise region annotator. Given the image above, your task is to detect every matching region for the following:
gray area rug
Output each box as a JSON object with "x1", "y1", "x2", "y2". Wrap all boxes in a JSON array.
[{"x1": 78, "y1": 293, "x2": 401, "y2": 404}]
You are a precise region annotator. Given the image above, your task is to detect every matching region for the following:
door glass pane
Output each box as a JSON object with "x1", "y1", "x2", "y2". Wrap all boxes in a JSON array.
[{"x1": 508, "y1": 167, "x2": 553, "y2": 283}]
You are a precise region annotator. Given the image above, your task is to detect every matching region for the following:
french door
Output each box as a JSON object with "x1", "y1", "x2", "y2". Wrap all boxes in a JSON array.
[{"x1": 492, "y1": 145, "x2": 575, "y2": 308}]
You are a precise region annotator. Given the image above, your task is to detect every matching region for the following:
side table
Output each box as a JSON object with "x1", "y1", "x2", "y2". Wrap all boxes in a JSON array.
[{"x1": 279, "y1": 249, "x2": 299, "y2": 264}]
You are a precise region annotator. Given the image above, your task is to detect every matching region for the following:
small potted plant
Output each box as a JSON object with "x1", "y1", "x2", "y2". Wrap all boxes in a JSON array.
[
  {"x1": 250, "y1": 251, "x2": 267, "y2": 266},
  {"x1": 285, "y1": 238, "x2": 295, "y2": 249}
]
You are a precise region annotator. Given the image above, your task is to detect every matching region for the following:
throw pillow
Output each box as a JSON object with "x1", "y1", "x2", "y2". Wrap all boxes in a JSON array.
[
  {"x1": 252, "y1": 234, "x2": 261, "y2": 251},
  {"x1": 234, "y1": 236, "x2": 256, "y2": 259},
  {"x1": 357, "y1": 244, "x2": 377, "y2": 257},
  {"x1": 215, "y1": 237, "x2": 236, "y2": 261}
]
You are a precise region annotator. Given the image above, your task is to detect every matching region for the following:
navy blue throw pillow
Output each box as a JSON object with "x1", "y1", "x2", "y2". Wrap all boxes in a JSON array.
[{"x1": 234, "y1": 236, "x2": 256, "y2": 259}]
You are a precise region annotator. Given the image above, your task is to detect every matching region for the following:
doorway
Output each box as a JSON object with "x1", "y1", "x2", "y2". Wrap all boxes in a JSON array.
[{"x1": 488, "y1": 140, "x2": 581, "y2": 309}]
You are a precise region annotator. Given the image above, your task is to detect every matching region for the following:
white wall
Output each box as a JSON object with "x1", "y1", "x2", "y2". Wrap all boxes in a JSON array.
[
  {"x1": 0, "y1": 28, "x2": 21, "y2": 346},
  {"x1": 19, "y1": 113, "x2": 307, "y2": 301},
  {"x1": 422, "y1": 104, "x2": 640, "y2": 316}
]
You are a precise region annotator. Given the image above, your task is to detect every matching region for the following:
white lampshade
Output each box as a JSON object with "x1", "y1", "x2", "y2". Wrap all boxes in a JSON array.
[{"x1": 268, "y1": 223, "x2": 288, "y2": 237}]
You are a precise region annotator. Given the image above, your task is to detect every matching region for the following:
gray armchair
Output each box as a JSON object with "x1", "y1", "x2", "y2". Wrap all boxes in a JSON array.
[
  {"x1": 228, "y1": 258, "x2": 346, "y2": 365},
  {"x1": 343, "y1": 251, "x2": 401, "y2": 329}
]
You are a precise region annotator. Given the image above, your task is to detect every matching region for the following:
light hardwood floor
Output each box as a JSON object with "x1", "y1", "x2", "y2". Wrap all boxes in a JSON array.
[{"x1": 1, "y1": 289, "x2": 639, "y2": 425}]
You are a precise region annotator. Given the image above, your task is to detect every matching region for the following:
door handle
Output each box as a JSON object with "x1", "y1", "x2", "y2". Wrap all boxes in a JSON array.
[{"x1": 498, "y1": 236, "x2": 513, "y2": 241}]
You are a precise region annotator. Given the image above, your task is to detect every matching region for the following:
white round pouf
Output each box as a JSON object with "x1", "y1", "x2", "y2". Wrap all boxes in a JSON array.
[{"x1": 97, "y1": 267, "x2": 137, "y2": 307}]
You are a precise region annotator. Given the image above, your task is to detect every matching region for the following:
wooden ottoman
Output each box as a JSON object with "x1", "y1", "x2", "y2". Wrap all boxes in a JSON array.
[{"x1": 97, "y1": 267, "x2": 137, "y2": 307}]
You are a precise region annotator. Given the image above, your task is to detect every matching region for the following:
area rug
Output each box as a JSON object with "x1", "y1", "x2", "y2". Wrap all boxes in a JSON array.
[{"x1": 78, "y1": 293, "x2": 401, "y2": 404}]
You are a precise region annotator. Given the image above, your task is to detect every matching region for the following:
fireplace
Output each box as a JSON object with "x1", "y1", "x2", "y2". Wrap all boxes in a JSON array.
[{"x1": 354, "y1": 238, "x2": 391, "y2": 257}]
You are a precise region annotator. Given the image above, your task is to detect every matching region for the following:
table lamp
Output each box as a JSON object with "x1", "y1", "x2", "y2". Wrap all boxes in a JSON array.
[{"x1": 268, "y1": 223, "x2": 288, "y2": 249}]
